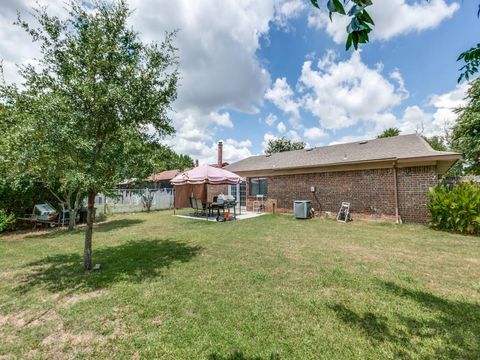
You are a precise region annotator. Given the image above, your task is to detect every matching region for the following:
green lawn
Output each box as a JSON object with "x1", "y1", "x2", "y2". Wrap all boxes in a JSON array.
[{"x1": 0, "y1": 211, "x2": 479, "y2": 359}]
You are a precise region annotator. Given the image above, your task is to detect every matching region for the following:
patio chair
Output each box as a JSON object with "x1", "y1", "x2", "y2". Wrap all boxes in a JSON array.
[
  {"x1": 190, "y1": 196, "x2": 197, "y2": 215},
  {"x1": 195, "y1": 198, "x2": 207, "y2": 217}
]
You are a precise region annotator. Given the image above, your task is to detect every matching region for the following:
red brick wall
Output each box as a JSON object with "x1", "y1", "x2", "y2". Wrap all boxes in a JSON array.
[
  {"x1": 247, "y1": 166, "x2": 437, "y2": 224},
  {"x1": 246, "y1": 197, "x2": 277, "y2": 213},
  {"x1": 206, "y1": 184, "x2": 228, "y2": 203},
  {"x1": 397, "y1": 166, "x2": 438, "y2": 223}
]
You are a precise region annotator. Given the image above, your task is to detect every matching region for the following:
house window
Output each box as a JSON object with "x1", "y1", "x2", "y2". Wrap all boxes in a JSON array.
[{"x1": 249, "y1": 177, "x2": 268, "y2": 196}]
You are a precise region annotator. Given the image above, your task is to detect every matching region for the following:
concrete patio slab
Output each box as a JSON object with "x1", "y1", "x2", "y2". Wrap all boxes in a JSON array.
[{"x1": 174, "y1": 211, "x2": 266, "y2": 222}]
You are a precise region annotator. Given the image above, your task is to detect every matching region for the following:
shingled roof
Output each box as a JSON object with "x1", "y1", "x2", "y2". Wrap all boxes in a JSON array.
[
  {"x1": 227, "y1": 134, "x2": 461, "y2": 174},
  {"x1": 147, "y1": 169, "x2": 183, "y2": 182}
]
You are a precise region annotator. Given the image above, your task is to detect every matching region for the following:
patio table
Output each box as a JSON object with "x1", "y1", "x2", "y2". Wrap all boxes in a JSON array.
[{"x1": 208, "y1": 200, "x2": 237, "y2": 220}]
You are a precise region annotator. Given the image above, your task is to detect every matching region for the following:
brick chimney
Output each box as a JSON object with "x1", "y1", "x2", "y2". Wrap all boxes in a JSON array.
[
  {"x1": 195, "y1": 159, "x2": 199, "y2": 167},
  {"x1": 217, "y1": 141, "x2": 223, "y2": 168}
]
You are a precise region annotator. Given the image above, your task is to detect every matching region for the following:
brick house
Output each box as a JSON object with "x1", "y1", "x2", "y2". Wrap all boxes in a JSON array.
[{"x1": 227, "y1": 134, "x2": 461, "y2": 223}]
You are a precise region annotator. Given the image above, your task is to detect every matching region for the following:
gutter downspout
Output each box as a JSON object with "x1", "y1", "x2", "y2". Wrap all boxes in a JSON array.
[{"x1": 393, "y1": 161, "x2": 401, "y2": 224}]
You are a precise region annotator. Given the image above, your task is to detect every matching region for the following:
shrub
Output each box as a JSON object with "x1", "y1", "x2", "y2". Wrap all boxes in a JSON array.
[
  {"x1": 0, "y1": 181, "x2": 58, "y2": 229},
  {"x1": 428, "y1": 182, "x2": 480, "y2": 235},
  {"x1": 0, "y1": 209, "x2": 15, "y2": 233}
]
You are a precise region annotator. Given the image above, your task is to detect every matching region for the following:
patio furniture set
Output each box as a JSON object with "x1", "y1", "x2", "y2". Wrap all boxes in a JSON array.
[
  {"x1": 171, "y1": 164, "x2": 243, "y2": 222},
  {"x1": 190, "y1": 195, "x2": 237, "y2": 221}
]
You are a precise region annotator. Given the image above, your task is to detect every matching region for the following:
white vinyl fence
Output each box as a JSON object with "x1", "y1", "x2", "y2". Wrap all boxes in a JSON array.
[{"x1": 94, "y1": 188, "x2": 175, "y2": 215}]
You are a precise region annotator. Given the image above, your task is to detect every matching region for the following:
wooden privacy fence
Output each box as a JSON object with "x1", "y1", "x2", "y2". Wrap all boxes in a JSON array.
[{"x1": 94, "y1": 188, "x2": 175, "y2": 215}]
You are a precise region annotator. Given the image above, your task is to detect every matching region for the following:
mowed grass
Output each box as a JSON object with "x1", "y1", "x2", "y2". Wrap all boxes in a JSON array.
[{"x1": 0, "y1": 211, "x2": 479, "y2": 359}]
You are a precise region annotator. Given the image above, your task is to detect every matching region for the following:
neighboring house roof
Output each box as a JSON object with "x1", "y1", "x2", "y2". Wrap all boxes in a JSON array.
[
  {"x1": 227, "y1": 134, "x2": 461, "y2": 175},
  {"x1": 147, "y1": 169, "x2": 183, "y2": 182}
]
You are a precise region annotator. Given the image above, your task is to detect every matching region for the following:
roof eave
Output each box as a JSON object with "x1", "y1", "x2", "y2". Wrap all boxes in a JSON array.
[
  {"x1": 230, "y1": 153, "x2": 462, "y2": 175},
  {"x1": 269, "y1": 157, "x2": 398, "y2": 172}
]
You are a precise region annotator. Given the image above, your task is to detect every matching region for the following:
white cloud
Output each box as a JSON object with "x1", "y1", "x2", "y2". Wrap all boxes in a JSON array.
[
  {"x1": 287, "y1": 129, "x2": 301, "y2": 142},
  {"x1": 218, "y1": 138, "x2": 253, "y2": 164},
  {"x1": 171, "y1": 136, "x2": 253, "y2": 165},
  {"x1": 225, "y1": 138, "x2": 252, "y2": 148},
  {"x1": 210, "y1": 111, "x2": 234, "y2": 128},
  {"x1": 304, "y1": 126, "x2": 327, "y2": 141},
  {"x1": 129, "y1": 0, "x2": 275, "y2": 114},
  {"x1": 126, "y1": 0, "x2": 306, "y2": 163},
  {"x1": 265, "y1": 77, "x2": 301, "y2": 119},
  {"x1": 2, "y1": 0, "x2": 306, "y2": 164},
  {"x1": 1, "y1": 0, "x2": 463, "y2": 163},
  {"x1": 389, "y1": 70, "x2": 409, "y2": 98},
  {"x1": 0, "y1": 0, "x2": 67, "y2": 84},
  {"x1": 429, "y1": 81, "x2": 468, "y2": 125},
  {"x1": 300, "y1": 51, "x2": 407, "y2": 130},
  {"x1": 397, "y1": 82, "x2": 468, "y2": 137},
  {"x1": 308, "y1": 0, "x2": 459, "y2": 43},
  {"x1": 331, "y1": 82, "x2": 469, "y2": 143},
  {"x1": 264, "y1": 113, "x2": 278, "y2": 126},
  {"x1": 261, "y1": 132, "x2": 278, "y2": 152},
  {"x1": 274, "y1": 0, "x2": 306, "y2": 28}
]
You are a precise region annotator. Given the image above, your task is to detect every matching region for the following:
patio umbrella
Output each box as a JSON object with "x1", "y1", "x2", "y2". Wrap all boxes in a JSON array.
[{"x1": 170, "y1": 165, "x2": 242, "y2": 186}]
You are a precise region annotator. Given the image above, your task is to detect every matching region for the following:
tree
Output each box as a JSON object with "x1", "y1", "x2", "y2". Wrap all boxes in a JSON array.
[
  {"x1": 457, "y1": 43, "x2": 480, "y2": 82},
  {"x1": 377, "y1": 127, "x2": 400, "y2": 138},
  {"x1": 309, "y1": 0, "x2": 480, "y2": 82},
  {"x1": 2, "y1": 1, "x2": 178, "y2": 270},
  {"x1": 423, "y1": 135, "x2": 448, "y2": 152},
  {"x1": 452, "y1": 78, "x2": 480, "y2": 175},
  {"x1": 153, "y1": 146, "x2": 194, "y2": 172},
  {"x1": 0, "y1": 83, "x2": 86, "y2": 230},
  {"x1": 265, "y1": 136, "x2": 306, "y2": 154}
]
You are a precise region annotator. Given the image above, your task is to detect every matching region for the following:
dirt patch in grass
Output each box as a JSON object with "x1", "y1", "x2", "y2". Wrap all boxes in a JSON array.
[
  {"x1": 2, "y1": 309, "x2": 107, "y2": 358},
  {"x1": 41, "y1": 321, "x2": 106, "y2": 359},
  {"x1": 0, "y1": 354, "x2": 16, "y2": 360},
  {"x1": 0, "y1": 310, "x2": 31, "y2": 328},
  {"x1": 0, "y1": 270, "x2": 19, "y2": 281},
  {"x1": 337, "y1": 244, "x2": 386, "y2": 263},
  {"x1": 61, "y1": 289, "x2": 108, "y2": 307},
  {"x1": 0, "y1": 229, "x2": 57, "y2": 242}
]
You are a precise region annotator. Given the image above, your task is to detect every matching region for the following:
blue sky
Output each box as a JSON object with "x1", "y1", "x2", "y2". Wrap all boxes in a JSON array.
[
  {"x1": 0, "y1": 0, "x2": 477, "y2": 164},
  {"x1": 215, "y1": 0, "x2": 477, "y2": 161}
]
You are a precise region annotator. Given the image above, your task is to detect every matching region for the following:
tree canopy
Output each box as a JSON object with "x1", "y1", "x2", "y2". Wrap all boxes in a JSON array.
[
  {"x1": 1, "y1": 0, "x2": 179, "y2": 270},
  {"x1": 377, "y1": 127, "x2": 400, "y2": 138},
  {"x1": 153, "y1": 146, "x2": 194, "y2": 172},
  {"x1": 452, "y1": 78, "x2": 480, "y2": 175},
  {"x1": 423, "y1": 135, "x2": 448, "y2": 152},
  {"x1": 265, "y1": 136, "x2": 306, "y2": 155}
]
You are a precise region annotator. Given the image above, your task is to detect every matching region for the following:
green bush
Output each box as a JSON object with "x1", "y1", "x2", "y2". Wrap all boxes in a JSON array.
[
  {"x1": 0, "y1": 181, "x2": 58, "y2": 229},
  {"x1": 428, "y1": 182, "x2": 480, "y2": 235},
  {"x1": 0, "y1": 209, "x2": 15, "y2": 233}
]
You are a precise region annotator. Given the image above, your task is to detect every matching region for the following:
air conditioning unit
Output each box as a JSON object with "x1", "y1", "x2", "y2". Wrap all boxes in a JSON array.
[{"x1": 294, "y1": 200, "x2": 311, "y2": 219}]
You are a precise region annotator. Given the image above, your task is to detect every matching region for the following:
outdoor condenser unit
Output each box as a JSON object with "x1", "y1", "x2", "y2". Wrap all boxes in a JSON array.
[{"x1": 294, "y1": 200, "x2": 311, "y2": 219}]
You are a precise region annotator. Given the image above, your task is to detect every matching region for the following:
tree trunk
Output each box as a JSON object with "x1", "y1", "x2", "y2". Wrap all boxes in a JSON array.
[
  {"x1": 68, "y1": 209, "x2": 76, "y2": 230},
  {"x1": 68, "y1": 191, "x2": 82, "y2": 231},
  {"x1": 83, "y1": 189, "x2": 96, "y2": 271},
  {"x1": 65, "y1": 190, "x2": 74, "y2": 231}
]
